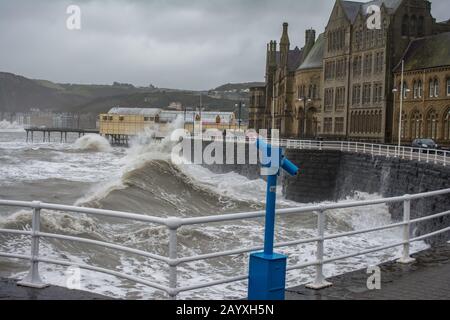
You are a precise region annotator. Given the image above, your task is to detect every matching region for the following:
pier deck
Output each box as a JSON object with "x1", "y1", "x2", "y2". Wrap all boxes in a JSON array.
[{"x1": 24, "y1": 127, "x2": 100, "y2": 143}]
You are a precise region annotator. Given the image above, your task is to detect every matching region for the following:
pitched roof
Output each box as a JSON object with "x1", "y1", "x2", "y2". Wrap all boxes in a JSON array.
[
  {"x1": 108, "y1": 107, "x2": 161, "y2": 116},
  {"x1": 341, "y1": 1, "x2": 362, "y2": 23},
  {"x1": 394, "y1": 32, "x2": 450, "y2": 72},
  {"x1": 341, "y1": 0, "x2": 402, "y2": 22},
  {"x1": 297, "y1": 33, "x2": 325, "y2": 71},
  {"x1": 288, "y1": 47, "x2": 304, "y2": 72},
  {"x1": 275, "y1": 46, "x2": 305, "y2": 72}
]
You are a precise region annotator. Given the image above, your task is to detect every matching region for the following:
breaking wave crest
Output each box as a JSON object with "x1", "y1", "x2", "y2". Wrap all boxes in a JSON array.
[{"x1": 73, "y1": 134, "x2": 112, "y2": 152}]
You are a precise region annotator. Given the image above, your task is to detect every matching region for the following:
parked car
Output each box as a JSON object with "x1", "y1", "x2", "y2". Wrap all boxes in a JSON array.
[{"x1": 412, "y1": 139, "x2": 439, "y2": 150}]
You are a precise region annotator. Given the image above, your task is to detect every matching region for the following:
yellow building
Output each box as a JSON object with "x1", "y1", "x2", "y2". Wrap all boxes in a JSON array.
[{"x1": 99, "y1": 108, "x2": 240, "y2": 142}]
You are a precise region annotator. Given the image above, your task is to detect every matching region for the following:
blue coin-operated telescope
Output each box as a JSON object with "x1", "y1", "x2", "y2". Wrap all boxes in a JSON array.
[{"x1": 248, "y1": 137, "x2": 299, "y2": 300}]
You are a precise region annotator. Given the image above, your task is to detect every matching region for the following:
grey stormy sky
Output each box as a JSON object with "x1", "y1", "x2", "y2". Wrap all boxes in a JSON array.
[{"x1": 0, "y1": 0, "x2": 449, "y2": 90}]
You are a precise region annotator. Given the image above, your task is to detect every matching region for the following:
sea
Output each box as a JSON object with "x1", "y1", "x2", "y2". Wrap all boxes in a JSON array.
[{"x1": 0, "y1": 119, "x2": 428, "y2": 299}]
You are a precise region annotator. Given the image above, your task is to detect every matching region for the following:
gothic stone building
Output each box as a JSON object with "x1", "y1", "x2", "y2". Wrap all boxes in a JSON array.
[
  {"x1": 393, "y1": 32, "x2": 450, "y2": 146},
  {"x1": 249, "y1": 0, "x2": 450, "y2": 143}
]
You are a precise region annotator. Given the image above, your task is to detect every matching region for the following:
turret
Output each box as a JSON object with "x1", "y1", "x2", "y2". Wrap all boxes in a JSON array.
[
  {"x1": 304, "y1": 28, "x2": 316, "y2": 58},
  {"x1": 280, "y1": 23, "x2": 290, "y2": 67}
]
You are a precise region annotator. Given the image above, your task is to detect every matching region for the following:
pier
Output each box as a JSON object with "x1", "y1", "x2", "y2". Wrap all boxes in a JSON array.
[{"x1": 25, "y1": 127, "x2": 100, "y2": 143}]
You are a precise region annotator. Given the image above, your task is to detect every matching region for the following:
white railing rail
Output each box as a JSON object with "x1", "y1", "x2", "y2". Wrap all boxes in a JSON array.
[
  {"x1": 1, "y1": 188, "x2": 450, "y2": 299},
  {"x1": 197, "y1": 136, "x2": 449, "y2": 167}
]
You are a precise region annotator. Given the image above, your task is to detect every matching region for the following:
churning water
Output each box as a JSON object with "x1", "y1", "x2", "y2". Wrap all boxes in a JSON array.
[{"x1": 0, "y1": 121, "x2": 428, "y2": 299}]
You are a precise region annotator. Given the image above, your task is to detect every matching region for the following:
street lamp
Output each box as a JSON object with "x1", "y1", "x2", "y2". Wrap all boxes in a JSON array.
[
  {"x1": 398, "y1": 59, "x2": 411, "y2": 149},
  {"x1": 299, "y1": 97, "x2": 312, "y2": 138},
  {"x1": 235, "y1": 102, "x2": 246, "y2": 131}
]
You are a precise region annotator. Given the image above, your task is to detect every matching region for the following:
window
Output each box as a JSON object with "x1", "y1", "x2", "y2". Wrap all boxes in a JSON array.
[
  {"x1": 410, "y1": 15, "x2": 417, "y2": 37},
  {"x1": 445, "y1": 109, "x2": 450, "y2": 140},
  {"x1": 429, "y1": 80, "x2": 434, "y2": 98},
  {"x1": 335, "y1": 87, "x2": 345, "y2": 110},
  {"x1": 119, "y1": 116, "x2": 124, "y2": 121},
  {"x1": 434, "y1": 79, "x2": 439, "y2": 97},
  {"x1": 353, "y1": 56, "x2": 362, "y2": 77},
  {"x1": 402, "y1": 15, "x2": 409, "y2": 36},
  {"x1": 413, "y1": 81, "x2": 418, "y2": 99},
  {"x1": 335, "y1": 117, "x2": 344, "y2": 133},
  {"x1": 352, "y1": 85, "x2": 361, "y2": 105},
  {"x1": 102, "y1": 116, "x2": 108, "y2": 121},
  {"x1": 324, "y1": 117, "x2": 333, "y2": 133},
  {"x1": 403, "y1": 82, "x2": 409, "y2": 99},
  {"x1": 426, "y1": 109, "x2": 438, "y2": 139},
  {"x1": 447, "y1": 79, "x2": 450, "y2": 96},
  {"x1": 401, "y1": 111, "x2": 407, "y2": 139},
  {"x1": 363, "y1": 83, "x2": 372, "y2": 104},
  {"x1": 373, "y1": 83, "x2": 383, "y2": 103},
  {"x1": 364, "y1": 54, "x2": 373, "y2": 75},
  {"x1": 324, "y1": 88, "x2": 334, "y2": 110},
  {"x1": 418, "y1": 80, "x2": 423, "y2": 98},
  {"x1": 418, "y1": 16, "x2": 424, "y2": 37},
  {"x1": 411, "y1": 111, "x2": 423, "y2": 139},
  {"x1": 108, "y1": 116, "x2": 113, "y2": 121}
]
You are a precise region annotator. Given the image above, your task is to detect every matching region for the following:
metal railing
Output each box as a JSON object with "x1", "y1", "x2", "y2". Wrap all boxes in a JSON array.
[
  {"x1": 199, "y1": 136, "x2": 450, "y2": 167},
  {"x1": 1, "y1": 188, "x2": 450, "y2": 299}
]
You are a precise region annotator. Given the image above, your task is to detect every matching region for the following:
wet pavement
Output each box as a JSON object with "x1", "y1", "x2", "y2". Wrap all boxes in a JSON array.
[
  {"x1": 286, "y1": 243, "x2": 450, "y2": 300},
  {"x1": 0, "y1": 278, "x2": 111, "y2": 300}
]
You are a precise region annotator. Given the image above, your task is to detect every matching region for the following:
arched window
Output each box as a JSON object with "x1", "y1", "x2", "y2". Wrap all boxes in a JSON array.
[
  {"x1": 411, "y1": 110, "x2": 423, "y2": 139},
  {"x1": 402, "y1": 15, "x2": 409, "y2": 36},
  {"x1": 410, "y1": 15, "x2": 417, "y2": 37},
  {"x1": 413, "y1": 81, "x2": 418, "y2": 98},
  {"x1": 426, "y1": 109, "x2": 438, "y2": 139},
  {"x1": 418, "y1": 16, "x2": 424, "y2": 37},
  {"x1": 429, "y1": 79, "x2": 434, "y2": 98},
  {"x1": 434, "y1": 78, "x2": 439, "y2": 97},
  {"x1": 444, "y1": 109, "x2": 450, "y2": 141},
  {"x1": 403, "y1": 81, "x2": 409, "y2": 98},
  {"x1": 313, "y1": 85, "x2": 317, "y2": 99},
  {"x1": 401, "y1": 111, "x2": 408, "y2": 139},
  {"x1": 418, "y1": 80, "x2": 423, "y2": 98}
]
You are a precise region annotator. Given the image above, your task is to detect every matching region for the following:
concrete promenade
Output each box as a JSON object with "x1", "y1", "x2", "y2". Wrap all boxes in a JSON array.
[{"x1": 287, "y1": 243, "x2": 450, "y2": 300}]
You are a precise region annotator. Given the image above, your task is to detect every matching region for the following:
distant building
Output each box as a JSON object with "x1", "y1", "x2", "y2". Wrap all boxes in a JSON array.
[{"x1": 99, "y1": 108, "x2": 239, "y2": 137}]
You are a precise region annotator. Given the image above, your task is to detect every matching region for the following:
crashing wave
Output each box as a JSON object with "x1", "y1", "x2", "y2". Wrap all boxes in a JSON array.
[
  {"x1": 73, "y1": 134, "x2": 113, "y2": 152},
  {"x1": 0, "y1": 120, "x2": 24, "y2": 131}
]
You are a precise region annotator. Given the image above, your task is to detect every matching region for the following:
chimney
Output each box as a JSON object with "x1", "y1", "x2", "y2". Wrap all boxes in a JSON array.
[{"x1": 303, "y1": 28, "x2": 316, "y2": 58}]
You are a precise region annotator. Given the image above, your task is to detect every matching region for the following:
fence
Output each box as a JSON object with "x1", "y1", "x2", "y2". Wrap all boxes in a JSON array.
[{"x1": 1, "y1": 188, "x2": 450, "y2": 299}]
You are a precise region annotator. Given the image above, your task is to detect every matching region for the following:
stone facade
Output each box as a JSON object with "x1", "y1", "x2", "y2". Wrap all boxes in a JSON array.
[
  {"x1": 392, "y1": 32, "x2": 450, "y2": 146},
  {"x1": 249, "y1": 0, "x2": 450, "y2": 144}
]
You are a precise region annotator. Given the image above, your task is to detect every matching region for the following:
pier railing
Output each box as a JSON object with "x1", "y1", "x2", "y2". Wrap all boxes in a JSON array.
[
  {"x1": 1, "y1": 188, "x2": 450, "y2": 299},
  {"x1": 198, "y1": 136, "x2": 450, "y2": 167}
]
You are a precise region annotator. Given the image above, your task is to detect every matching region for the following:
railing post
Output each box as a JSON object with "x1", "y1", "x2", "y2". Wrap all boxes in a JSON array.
[
  {"x1": 166, "y1": 218, "x2": 181, "y2": 300},
  {"x1": 18, "y1": 201, "x2": 48, "y2": 288},
  {"x1": 397, "y1": 196, "x2": 416, "y2": 264},
  {"x1": 306, "y1": 209, "x2": 332, "y2": 290}
]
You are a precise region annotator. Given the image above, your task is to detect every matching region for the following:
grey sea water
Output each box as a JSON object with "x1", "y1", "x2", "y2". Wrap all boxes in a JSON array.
[{"x1": 0, "y1": 126, "x2": 428, "y2": 299}]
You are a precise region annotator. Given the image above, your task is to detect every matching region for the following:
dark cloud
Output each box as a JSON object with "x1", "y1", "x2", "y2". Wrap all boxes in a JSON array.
[{"x1": 0, "y1": 0, "x2": 448, "y2": 90}]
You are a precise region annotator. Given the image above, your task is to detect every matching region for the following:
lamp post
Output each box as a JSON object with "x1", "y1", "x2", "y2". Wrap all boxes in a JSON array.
[
  {"x1": 299, "y1": 97, "x2": 312, "y2": 138},
  {"x1": 235, "y1": 102, "x2": 246, "y2": 131},
  {"x1": 393, "y1": 88, "x2": 398, "y2": 146}
]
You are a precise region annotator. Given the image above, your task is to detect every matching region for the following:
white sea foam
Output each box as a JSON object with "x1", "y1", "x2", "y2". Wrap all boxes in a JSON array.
[
  {"x1": 0, "y1": 120, "x2": 24, "y2": 132},
  {"x1": 73, "y1": 134, "x2": 112, "y2": 152}
]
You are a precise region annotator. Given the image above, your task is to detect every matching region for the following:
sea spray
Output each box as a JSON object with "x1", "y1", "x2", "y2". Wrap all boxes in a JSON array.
[
  {"x1": 0, "y1": 120, "x2": 24, "y2": 131},
  {"x1": 73, "y1": 134, "x2": 112, "y2": 152}
]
